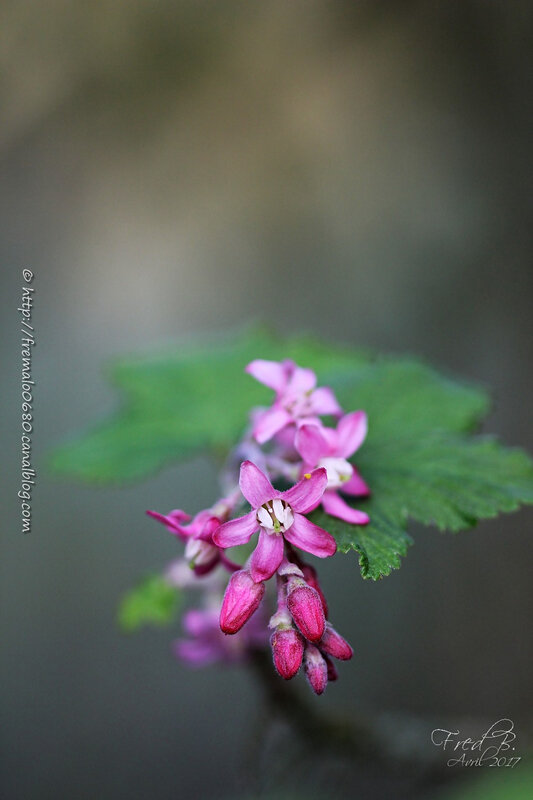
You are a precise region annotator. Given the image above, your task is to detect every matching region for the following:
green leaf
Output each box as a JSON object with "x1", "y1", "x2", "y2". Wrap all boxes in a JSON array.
[
  {"x1": 310, "y1": 361, "x2": 533, "y2": 579},
  {"x1": 118, "y1": 575, "x2": 181, "y2": 632},
  {"x1": 331, "y1": 358, "x2": 490, "y2": 436},
  {"x1": 50, "y1": 326, "x2": 368, "y2": 483}
]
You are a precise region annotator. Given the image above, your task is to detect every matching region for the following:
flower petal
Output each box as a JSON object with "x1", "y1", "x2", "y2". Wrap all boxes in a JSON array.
[
  {"x1": 336, "y1": 411, "x2": 368, "y2": 458},
  {"x1": 193, "y1": 513, "x2": 222, "y2": 541},
  {"x1": 281, "y1": 468, "x2": 328, "y2": 514},
  {"x1": 145, "y1": 509, "x2": 190, "y2": 540},
  {"x1": 295, "y1": 423, "x2": 330, "y2": 465},
  {"x1": 167, "y1": 509, "x2": 192, "y2": 524},
  {"x1": 287, "y1": 366, "x2": 316, "y2": 394},
  {"x1": 310, "y1": 386, "x2": 342, "y2": 416},
  {"x1": 239, "y1": 460, "x2": 276, "y2": 507},
  {"x1": 253, "y1": 407, "x2": 293, "y2": 444},
  {"x1": 342, "y1": 468, "x2": 371, "y2": 497},
  {"x1": 250, "y1": 530, "x2": 284, "y2": 582},
  {"x1": 245, "y1": 359, "x2": 289, "y2": 393},
  {"x1": 212, "y1": 511, "x2": 257, "y2": 548},
  {"x1": 185, "y1": 538, "x2": 218, "y2": 565},
  {"x1": 257, "y1": 507, "x2": 272, "y2": 529},
  {"x1": 283, "y1": 512, "x2": 336, "y2": 558},
  {"x1": 192, "y1": 557, "x2": 220, "y2": 577},
  {"x1": 321, "y1": 491, "x2": 369, "y2": 525}
]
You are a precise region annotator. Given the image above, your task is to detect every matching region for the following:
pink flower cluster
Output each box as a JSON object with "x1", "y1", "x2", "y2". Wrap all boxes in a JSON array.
[{"x1": 147, "y1": 359, "x2": 370, "y2": 694}]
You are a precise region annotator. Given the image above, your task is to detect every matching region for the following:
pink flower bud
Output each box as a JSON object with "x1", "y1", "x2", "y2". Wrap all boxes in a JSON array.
[
  {"x1": 319, "y1": 623, "x2": 353, "y2": 660},
  {"x1": 286, "y1": 580, "x2": 325, "y2": 643},
  {"x1": 270, "y1": 628, "x2": 304, "y2": 679},
  {"x1": 324, "y1": 654, "x2": 338, "y2": 682},
  {"x1": 304, "y1": 644, "x2": 328, "y2": 695},
  {"x1": 219, "y1": 570, "x2": 265, "y2": 635},
  {"x1": 300, "y1": 563, "x2": 328, "y2": 618}
]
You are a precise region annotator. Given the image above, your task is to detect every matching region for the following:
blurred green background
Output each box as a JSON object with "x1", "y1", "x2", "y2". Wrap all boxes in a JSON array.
[{"x1": 1, "y1": 2, "x2": 532, "y2": 798}]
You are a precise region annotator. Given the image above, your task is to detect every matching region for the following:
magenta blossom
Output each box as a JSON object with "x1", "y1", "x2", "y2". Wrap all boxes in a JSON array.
[
  {"x1": 246, "y1": 359, "x2": 342, "y2": 444},
  {"x1": 147, "y1": 496, "x2": 240, "y2": 575},
  {"x1": 295, "y1": 412, "x2": 370, "y2": 525},
  {"x1": 213, "y1": 461, "x2": 336, "y2": 583},
  {"x1": 145, "y1": 357, "x2": 368, "y2": 694}
]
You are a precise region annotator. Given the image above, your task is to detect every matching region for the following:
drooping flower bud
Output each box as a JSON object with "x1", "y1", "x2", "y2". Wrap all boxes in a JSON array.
[
  {"x1": 270, "y1": 628, "x2": 304, "y2": 679},
  {"x1": 304, "y1": 644, "x2": 328, "y2": 695},
  {"x1": 319, "y1": 622, "x2": 353, "y2": 661},
  {"x1": 323, "y1": 653, "x2": 338, "y2": 682},
  {"x1": 219, "y1": 570, "x2": 265, "y2": 634},
  {"x1": 300, "y1": 563, "x2": 328, "y2": 618},
  {"x1": 286, "y1": 578, "x2": 325, "y2": 643}
]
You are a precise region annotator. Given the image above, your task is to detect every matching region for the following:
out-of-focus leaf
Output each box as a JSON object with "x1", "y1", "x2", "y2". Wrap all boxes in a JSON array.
[{"x1": 118, "y1": 575, "x2": 181, "y2": 632}]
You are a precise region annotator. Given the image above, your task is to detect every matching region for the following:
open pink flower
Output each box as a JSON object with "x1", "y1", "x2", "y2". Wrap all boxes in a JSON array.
[
  {"x1": 147, "y1": 500, "x2": 238, "y2": 575},
  {"x1": 295, "y1": 412, "x2": 370, "y2": 525},
  {"x1": 212, "y1": 461, "x2": 336, "y2": 583},
  {"x1": 246, "y1": 359, "x2": 342, "y2": 444}
]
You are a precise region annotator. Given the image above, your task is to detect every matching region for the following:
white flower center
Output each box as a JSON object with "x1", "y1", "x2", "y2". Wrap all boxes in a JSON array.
[
  {"x1": 318, "y1": 457, "x2": 353, "y2": 490},
  {"x1": 257, "y1": 499, "x2": 294, "y2": 535}
]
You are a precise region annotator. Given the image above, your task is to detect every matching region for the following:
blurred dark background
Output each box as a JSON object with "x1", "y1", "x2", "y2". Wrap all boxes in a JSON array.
[{"x1": 1, "y1": 2, "x2": 532, "y2": 798}]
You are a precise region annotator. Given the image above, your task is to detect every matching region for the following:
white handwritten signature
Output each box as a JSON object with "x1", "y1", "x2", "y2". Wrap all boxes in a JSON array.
[{"x1": 431, "y1": 719, "x2": 521, "y2": 767}]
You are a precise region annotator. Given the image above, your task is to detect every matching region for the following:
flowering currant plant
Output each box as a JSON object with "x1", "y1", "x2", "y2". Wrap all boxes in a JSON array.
[
  {"x1": 51, "y1": 328, "x2": 533, "y2": 698},
  {"x1": 147, "y1": 359, "x2": 367, "y2": 693}
]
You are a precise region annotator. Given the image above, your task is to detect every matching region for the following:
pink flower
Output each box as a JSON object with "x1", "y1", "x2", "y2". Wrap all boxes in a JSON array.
[
  {"x1": 246, "y1": 359, "x2": 342, "y2": 444},
  {"x1": 219, "y1": 569, "x2": 266, "y2": 634},
  {"x1": 295, "y1": 412, "x2": 370, "y2": 525},
  {"x1": 147, "y1": 497, "x2": 240, "y2": 576},
  {"x1": 144, "y1": 359, "x2": 367, "y2": 692},
  {"x1": 213, "y1": 461, "x2": 336, "y2": 583}
]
